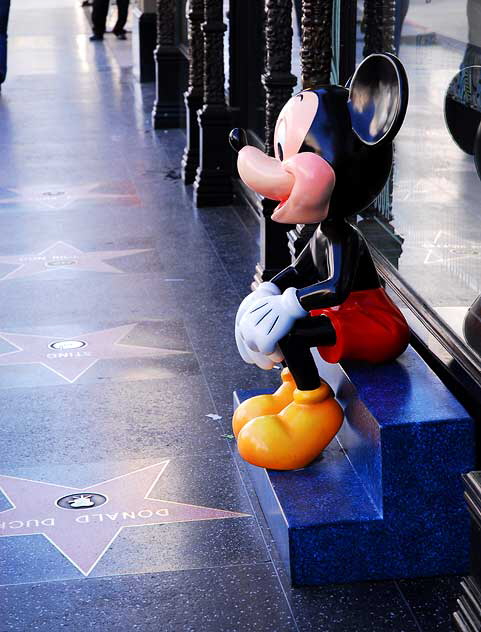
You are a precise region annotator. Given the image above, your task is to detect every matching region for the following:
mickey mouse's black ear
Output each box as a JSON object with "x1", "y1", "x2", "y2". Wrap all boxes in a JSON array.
[{"x1": 347, "y1": 53, "x2": 409, "y2": 146}]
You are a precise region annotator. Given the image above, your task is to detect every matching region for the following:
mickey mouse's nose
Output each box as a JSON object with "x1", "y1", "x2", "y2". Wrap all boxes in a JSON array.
[{"x1": 229, "y1": 128, "x2": 248, "y2": 153}]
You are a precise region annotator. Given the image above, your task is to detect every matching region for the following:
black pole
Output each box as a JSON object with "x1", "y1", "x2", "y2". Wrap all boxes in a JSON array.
[
  {"x1": 253, "y1": 0, "x2": 297, "y2": 287},
  {"x1": 152, "y1": 0, "x2": 188, "y2": 129},
  {"x1": 182, "y1": 0, "x2": 204, "y2": 183},
  {"x1": 288, "y1": 0, "x2": 334, "y2": 262},
  {"x1": 193, "y1": 0, "x2": 233, "y2": 207}
]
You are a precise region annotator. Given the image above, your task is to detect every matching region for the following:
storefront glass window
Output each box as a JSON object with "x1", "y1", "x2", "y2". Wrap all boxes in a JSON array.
[{"x1": 355, "y1": 0, "x2": 481, "y2": 362}]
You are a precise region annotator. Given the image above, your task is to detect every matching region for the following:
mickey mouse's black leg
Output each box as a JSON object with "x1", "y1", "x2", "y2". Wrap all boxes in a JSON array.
[{"x1": 278, "y1": 316, "x2": 336, "y2": 391}]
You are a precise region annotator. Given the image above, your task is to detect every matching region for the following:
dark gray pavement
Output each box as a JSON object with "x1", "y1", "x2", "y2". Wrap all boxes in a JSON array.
[{"x1": 0, "y1": 2, "x2": 462, "y2": 630}]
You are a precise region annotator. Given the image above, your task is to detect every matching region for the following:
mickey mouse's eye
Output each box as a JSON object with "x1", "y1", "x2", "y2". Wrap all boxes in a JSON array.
[
  {"x1": 276, "y1": 119, "x2": 286, "y2": 161},
  {"x1": 277, "y1": 143, "x2": 284, "y2": 161}
]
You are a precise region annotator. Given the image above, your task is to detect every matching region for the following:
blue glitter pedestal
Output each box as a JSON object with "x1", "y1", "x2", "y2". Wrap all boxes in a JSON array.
[{"x1": 234, "y1": 347, "x2": 474, "y2": 586}]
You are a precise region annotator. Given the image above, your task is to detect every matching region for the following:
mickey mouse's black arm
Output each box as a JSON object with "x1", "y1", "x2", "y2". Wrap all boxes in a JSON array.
[{"x1": 270, "y1": 221, "x2": 362, "y2": 312}]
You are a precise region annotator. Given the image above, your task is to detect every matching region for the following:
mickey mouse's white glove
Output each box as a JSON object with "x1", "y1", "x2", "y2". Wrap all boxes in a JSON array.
[
  {"x1": 235, "y1": 327, "x2": 283, "y2": 369},
  {"x1": 239, "y1": 287, "x2": 308, "y2": 355},
  {"x1": 235, "y1": 282, "x2": 284, "y2": 369},
  {"x1": 236, "y1": 282, "x2": 281, "y2": 326}
]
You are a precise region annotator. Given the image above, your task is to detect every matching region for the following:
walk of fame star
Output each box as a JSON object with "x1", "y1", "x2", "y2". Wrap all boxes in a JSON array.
[
  {"x1": 423, "y1": 229, "x2": 481, "y2": 265},
  {"x1": 0, "y1": 462, "x2": 249, "y2": 576},
  {"x1": 0, "y1": 323, "x2": 191, "y2": 383},
  {"x1": 0, "y1": 181, "x2": 140, "y2": 210},
  {"x1": 0, "y1": 242, "x2": 152, "y2": 281}
]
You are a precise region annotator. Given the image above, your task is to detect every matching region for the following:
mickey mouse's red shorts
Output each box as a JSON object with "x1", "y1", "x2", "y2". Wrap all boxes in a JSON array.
[{"x1": 311, "y1": 288, "x2": 410, "y2": 364}]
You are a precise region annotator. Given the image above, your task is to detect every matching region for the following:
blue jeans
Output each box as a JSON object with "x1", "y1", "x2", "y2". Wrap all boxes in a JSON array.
[{"x1": 0, "y1": 0, "x2": 11, "y2": 83}]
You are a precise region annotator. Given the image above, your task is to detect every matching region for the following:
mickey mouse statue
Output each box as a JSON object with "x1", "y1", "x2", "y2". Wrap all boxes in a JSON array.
[{"x1": 230, "y1": 53, "x2": 411, "y2": 471}]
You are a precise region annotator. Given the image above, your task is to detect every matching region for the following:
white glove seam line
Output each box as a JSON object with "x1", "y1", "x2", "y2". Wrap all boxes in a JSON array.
[
  {"x1": 249, "y1": 302, "x2": 269, "y2": 313},
  {"x1": 267, "y1": 315, "x2": 280, "y2": 335},
  {"x1": 255, "y1": 309, "x2": 272, "y2": 325}
]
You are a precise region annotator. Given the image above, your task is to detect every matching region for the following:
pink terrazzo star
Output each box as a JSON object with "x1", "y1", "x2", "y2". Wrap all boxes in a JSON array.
[
  {"x1": 0, "y1": 462, "x2": 249, "y2": 576},
  {"x1": 0, "y1": 241, "x2": 152, "y2": 281},
  {"x1": 0, "y1": 181, "x2": 140, "y2": 209},
  {"x1": 0, "y1": 323, "x2": 191, "y2": 383}
]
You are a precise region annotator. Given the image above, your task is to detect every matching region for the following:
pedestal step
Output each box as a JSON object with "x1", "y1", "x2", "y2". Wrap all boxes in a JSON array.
[
  {"x1": 453, "y1": 472, "x2": 481, "y2": 631},
  {"x1": 234, "y1": 346, "x2": 474, "y2": 586}
]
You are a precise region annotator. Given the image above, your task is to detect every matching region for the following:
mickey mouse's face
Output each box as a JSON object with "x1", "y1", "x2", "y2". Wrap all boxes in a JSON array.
[
  {"x1": 269, "y1": 90, "x2": 337, "y2": 223},
  {"x1": 231, "y1": 53, "x2": 408, "y2": 224},
  {"x1": 236, "y1": 90, "x2": 337, "y2": 224},
  {"x1": 274, "y1": 92, "x2": 318, "y2": 162}
]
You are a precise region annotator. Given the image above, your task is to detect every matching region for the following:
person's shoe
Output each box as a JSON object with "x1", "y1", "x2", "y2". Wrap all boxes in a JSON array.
[
  {"x1": 112, "y1": 29, "x2": 127, "y2": 39},
  {"x1": 89, "y1": 34, "x2": 103, "y2": 41},
  {"x1": 232, "y1": 368, "x2": 297, "y2": 438},
  {"x1": 237, "y1": 383, "x2": 344, "y2": 470}
]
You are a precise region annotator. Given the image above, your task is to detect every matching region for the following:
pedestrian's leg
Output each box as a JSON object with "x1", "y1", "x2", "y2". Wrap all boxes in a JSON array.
[
  {"x1": 394, "y1": 0, "x2": 409, "y2": 54},
  {"x1": 91, "y1": 0, "x2": 110, "y2": 38},
  {"x1": 113, "y1": 0, "x2": 129, "y2": 35},
  {"x1": 0, "y1": 0, "x2": 11, "y2": 84}
]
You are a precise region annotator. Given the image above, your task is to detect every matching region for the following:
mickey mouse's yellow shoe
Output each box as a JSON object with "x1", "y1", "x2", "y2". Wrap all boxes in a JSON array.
[
  {"x1": 237, "y1": 383, "x2": 343, "y2": 470},
  {"x1": 232, "y1": 368, "x2": 296, "y2": 438}
]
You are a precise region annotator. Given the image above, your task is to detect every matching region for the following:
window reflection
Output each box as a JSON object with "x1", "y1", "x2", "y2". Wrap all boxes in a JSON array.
[
  {"x1": 465, "y1": 295, "x2": 481, "y2": 354},
  {"x1": 356, "y1": 0, "x2": 481, "y2": 361},
  {"x1": 467, "y1": 0, "x2": 481, "y2": 62}
]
